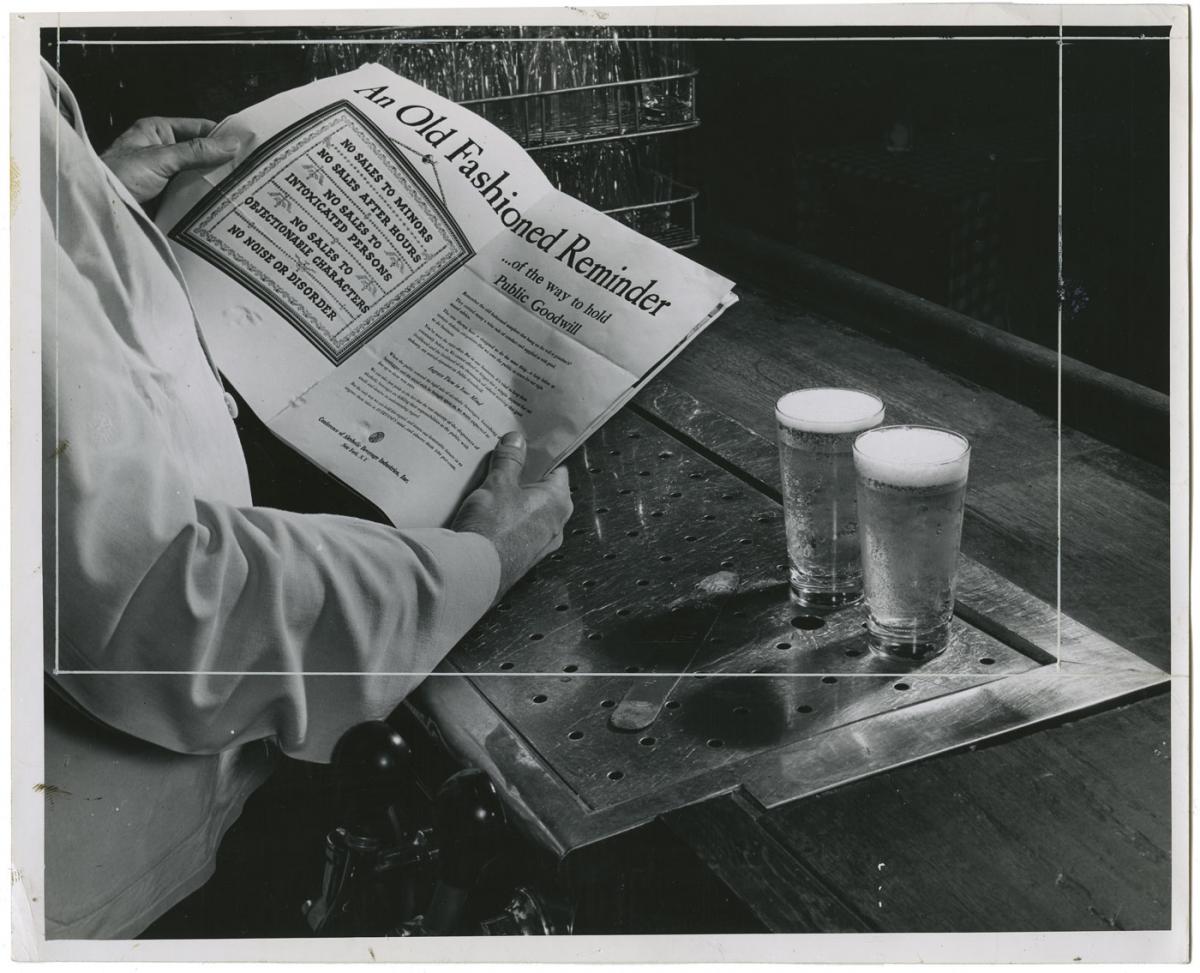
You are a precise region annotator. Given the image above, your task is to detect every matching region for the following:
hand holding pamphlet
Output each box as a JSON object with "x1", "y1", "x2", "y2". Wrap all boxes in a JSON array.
[{"x1": 157, "y1": 63, "x2": 737, "y2": 527}]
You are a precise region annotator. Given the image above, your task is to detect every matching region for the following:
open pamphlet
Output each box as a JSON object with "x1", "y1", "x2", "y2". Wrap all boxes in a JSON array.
[{"x1": 157, "y1": 64, "x2": 737, "y2": 527}]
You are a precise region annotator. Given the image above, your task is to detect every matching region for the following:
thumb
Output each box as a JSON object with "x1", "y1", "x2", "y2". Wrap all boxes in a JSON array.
[
  {"x1": 489, "y1": 431, "x2": 526, "y2": 482},
  {"x1": 149, "y1": 135, "x2": 239, "y2": 178}
]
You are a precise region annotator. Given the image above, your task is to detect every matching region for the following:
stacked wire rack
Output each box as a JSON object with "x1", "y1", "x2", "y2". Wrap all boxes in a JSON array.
[{"x1": 307, "y1": 28, "x2": 701, "y2": 250}]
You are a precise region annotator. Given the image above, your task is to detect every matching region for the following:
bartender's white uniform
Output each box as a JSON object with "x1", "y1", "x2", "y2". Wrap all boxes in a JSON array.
[{"x1": 40, "y1": 62, "x2": 501, "y2": 939}]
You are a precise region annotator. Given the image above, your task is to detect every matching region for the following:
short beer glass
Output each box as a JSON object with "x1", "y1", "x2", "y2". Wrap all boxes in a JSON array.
[
  {"x1": 776, "y1": 388, "x2": 885, "y2": 608},
  {"x1": 853, "y1": 425, "x2": 971, "y2": 661}
]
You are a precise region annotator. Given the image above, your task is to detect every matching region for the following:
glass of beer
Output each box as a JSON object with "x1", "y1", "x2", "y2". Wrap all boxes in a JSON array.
[
  {"x1": 776, "y1": 388, "x2": 885, "y2": 608},
  {"x1": 853, "y1": 425, "x2": 971, "y2": 661}
]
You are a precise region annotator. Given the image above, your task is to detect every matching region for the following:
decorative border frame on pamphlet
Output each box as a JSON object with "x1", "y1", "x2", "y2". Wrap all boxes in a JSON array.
[{"x1": 171, "y1": 100, "x2": 474, "y2": 365}]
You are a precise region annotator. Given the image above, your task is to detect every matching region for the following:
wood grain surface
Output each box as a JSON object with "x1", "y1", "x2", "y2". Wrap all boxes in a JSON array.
[
  {"x1": 661, "y1": 794, "x2": 872, "y2": 933},
  {"x1": 759, "y1": 694, "x2": 1171, "y2": 932},
  {"x1": 696, "y1": 227, "x2": 1170, "y2": 466}
]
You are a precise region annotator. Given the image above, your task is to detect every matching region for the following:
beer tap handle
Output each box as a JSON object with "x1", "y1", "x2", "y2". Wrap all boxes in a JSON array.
[
  {"x1": 332, "y1": 719, "x2": 414, "y2": 840},
  {"x1": 303, "y1": 721, "x2": 413, "y2": 933},
  {"x1": 417, "y1": 768, "x2": 507, "y2": 935}
]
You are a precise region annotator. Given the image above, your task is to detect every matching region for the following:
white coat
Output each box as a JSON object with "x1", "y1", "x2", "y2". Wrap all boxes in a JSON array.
[{"x1": 39, "y1": 61, "x2": 501, "y2": 939}]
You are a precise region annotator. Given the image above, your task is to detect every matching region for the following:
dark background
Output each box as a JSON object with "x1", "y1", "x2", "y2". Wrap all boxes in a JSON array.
[
  {"x1": 45, "y1": 26, "x2": 1171, "y2": 392},
  {"x1": 689, "y1": 35, "x2": 1170, "y2": 393}
]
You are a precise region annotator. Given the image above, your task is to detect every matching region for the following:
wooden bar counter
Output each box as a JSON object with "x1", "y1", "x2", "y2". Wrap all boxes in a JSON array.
[{"x1": 413, "y1": 248, "x2": 1173, "y2": 934}]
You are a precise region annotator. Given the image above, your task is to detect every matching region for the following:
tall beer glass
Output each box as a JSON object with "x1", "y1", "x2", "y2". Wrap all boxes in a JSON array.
[
  {"x1": 776, "y1": 389, "x2": 885, "y2": 608},
  {"x1": 853, "y1": 426, "x2": 970, "y2": 661}
]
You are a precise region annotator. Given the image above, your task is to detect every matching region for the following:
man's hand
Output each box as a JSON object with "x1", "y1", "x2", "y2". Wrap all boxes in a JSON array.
[
  {"x1": 451, "y1": 432, "x2": 573, "y2": 597},
  {"x1": 101, "y1": 117, "x2": 240, "y2": 204}
]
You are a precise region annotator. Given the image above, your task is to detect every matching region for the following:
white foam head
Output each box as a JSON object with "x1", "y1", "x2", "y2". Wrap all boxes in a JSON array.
[
  {"x1": 775, "y1": 388, "x2": 885, "y2": 434},
  {"x1": 853, "y1": 425, "x2": 971, "y2": 488}
]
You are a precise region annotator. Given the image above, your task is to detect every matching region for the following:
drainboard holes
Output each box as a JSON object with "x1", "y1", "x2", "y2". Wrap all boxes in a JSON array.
[
  {"x1": 555, "y1": 604, "x2": 569, "y2": 612},
  {"x1": 567, "y1": 730, "x2": 584, "y2": 740},
  {"x1": 821, "y1": 676, "x2": 838, "y2": 685},
  {"x1": 499, "y1": 661, "x2": 515, "y2": 671},
  {"x1": 650, "y1": 511, "x2": 664, "y2": 519},
  {"x1": 531, "y1": 694, "x2": 549, "y2": 704},
  {"x1": 587, "y1": 632, "x2": 603, "y2": 641},
  {"x1": 792, "y1": 615, "x2": 826, "y2": 631},
  {"x1": 689, "y1": 472, "x2": 705, "y2": 480},
  {"x1": 596, "y1": 506, "x2": 609, "y2": 514},
  {"x1": 668, "y1": 491, "x2": 683, "y2": 499},
  {"x1": 529, "y1": 633, "x2": 545, "y2": 641},
  {"x1": 625, "y1": 665, "x2": 640, "y2": 673},
  {"x1": 570, "y1": 527, "x2": 587, "y2": 536},
  {"x1": 894, "y1": 682, "x2": 911, "y2": 692},
  {"x1": 722, "y1": 492, "x2": 739, "y2": 501},
  {"x1": 627, "y1": 530, "x2": 640, "y2": 538},
  {"x1": 684, "y1": 534, "x2": 699, "y2": 542},
  {"x1": 638, "y1": 470, "x2": 652, "y2": 478},
  {"x1": 755, "y1": 514, "x2": 774, "y2": 523},
  {"x1": 600, "y1": 699, "x2": 616, "y2": 709},
  {"x1": 706, "y1": 738, "x2": 725, "y2": 750},
  {"x1": 665, "y1": 700, "x2": 681, "y2": 711},
  {"x1": 563, "y1": 664, "x2": 579, "y2": 673},
  {"x1": 776, "y1": 642, "x2": 791, "y2": 651},
  {"x1": 618, "y1": 488, "x2": 633, "y2": 496},
  {"x1": 608, "y1": 449, "x2": 621, "y2": 457},
  {"x1": 608, "y1": 770, "x2": 625, "y2": 781},
  {"x1": 603, "y1": 553, "x2": 617, "y2": 561},
  {"x1": 980, "y1": 657, "x2": 996, "y2": 666},
  {"x1": 738, "y1": 537, "x2": 753, "y2": 545},
  {"x1": 659, "y1": 554, "x2": 673, "y2": 562},
  {"x1": 639, "y1": 736, "x2": 657, "y2": 747},
  {"x1": 796, "y1": 704, "x2": 814, "y2": 714},
  {"x1": 659, "y1": 451, "x2": 673, "y2": 459},
  {"x1": 845, "y1": 648, "x2": 864, "y2": 658},
  {"x1": 588, "y1": 467, "x2": 602, "y2": 474},
  {"x1": 550, "y1": 553, "x2": 565, "y2": 561},
  {"x1": 628, "y1": 431, "x2": 641, "y2": 440},
  {"x1": 720, "y1": 559, "x2": 735, "y2": 569},
  {"x1": 702, "y1": 514, "x2": 716, "y2": 521},
  {"x1": 617, "y1": 608, "x2": 632, "y2": 617},
  {"x1": 636, "y1": 579, "x2": 650, "y2": 587},
  {"x1": 581, "y1": 579, "x2": 595, "y2": 589}
]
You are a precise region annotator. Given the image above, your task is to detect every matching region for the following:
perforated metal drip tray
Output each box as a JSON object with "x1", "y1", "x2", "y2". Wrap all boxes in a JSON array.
[{"x1": 415, "y1": 411, "x2": 1167, "y2": 859}]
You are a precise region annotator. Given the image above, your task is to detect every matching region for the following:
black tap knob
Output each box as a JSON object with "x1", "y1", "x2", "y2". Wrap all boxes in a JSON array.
[
  {"x1": 434, "y1": 769, "x2": 507, "y2": 887},
  {"x1": 305, "y1": 722, "x2": 417, "y2": 934},
  {"x1": 330, "y1": 720, "x2": 413, "y2": 840},
  {"x1": 421, "y1": 769, "x2": 507, "y2": 934},
  {"x1": 332, "y1": 720, "x2": 412, "y2": 788}
]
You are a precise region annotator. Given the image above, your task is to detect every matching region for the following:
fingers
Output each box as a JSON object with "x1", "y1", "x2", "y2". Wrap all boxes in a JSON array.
[
  {"x1": 488, "y1": 431, "x2": 526, "y2": 483},
  {"x1": 540, "y1": 465, "x2": 571, "y2": 501},
  {"x1": 529, "y1": 466, "x2": 573, "y2": 524},
  {"x1": 147, "y1": 136, "x2": 240, "y2": 178},
  {"x1": 109, "y1": 117, "x2": 215, "y2": 152},
  {"x1": 164, "y1": 118, "x2": 218, "y2": 141},
  {"x1": 134, "y1": 117, "x2": 217, "y2": 144}
]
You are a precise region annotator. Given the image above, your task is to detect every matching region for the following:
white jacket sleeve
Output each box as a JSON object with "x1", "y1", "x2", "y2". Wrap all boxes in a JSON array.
[{"x1": 42, "y1": 68, "x2": 501, "y2": 764}]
